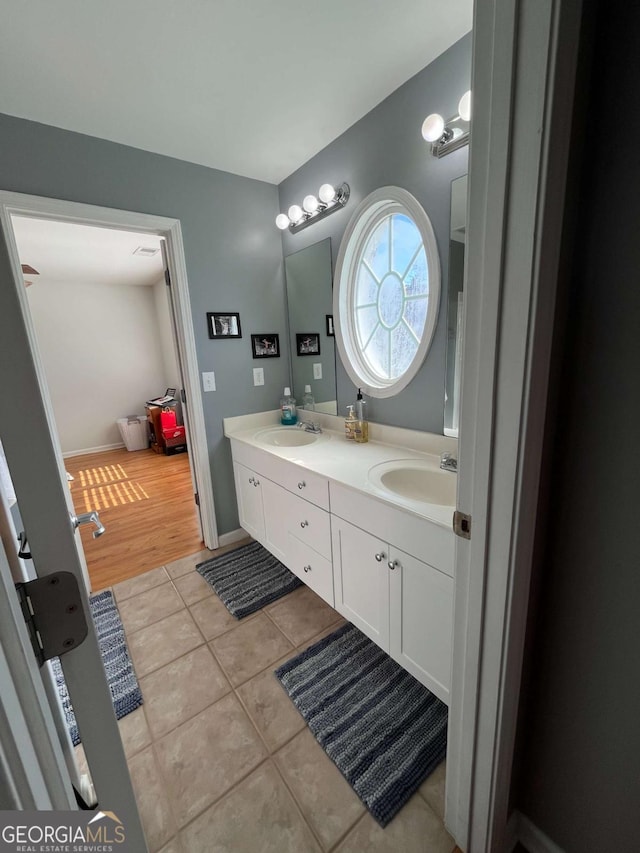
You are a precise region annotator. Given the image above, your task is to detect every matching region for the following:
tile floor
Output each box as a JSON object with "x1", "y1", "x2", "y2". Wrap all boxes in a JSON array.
[{"x1": 78, "y1": 543, "x2": 455, "y2": 853}]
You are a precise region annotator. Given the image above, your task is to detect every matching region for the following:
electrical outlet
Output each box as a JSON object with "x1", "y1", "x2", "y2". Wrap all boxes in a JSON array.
[
  {"x1": 313, "y1": 362, "x2": 322, "y2": 380},
  {"x1": 202, "y1": 371, "x2": 216, "y2": 392},
  {"x1": 253, "y1": 367, "x2": 264, "y2": 387}
]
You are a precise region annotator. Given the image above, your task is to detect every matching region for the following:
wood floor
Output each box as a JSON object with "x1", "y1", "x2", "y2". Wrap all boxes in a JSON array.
[{"x1": 65, "y1": 447, "x2": 203, "y2": 591}]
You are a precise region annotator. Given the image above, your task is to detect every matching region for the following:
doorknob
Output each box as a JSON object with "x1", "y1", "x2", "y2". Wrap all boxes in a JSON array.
[{"x1": 71, "y1": 511, "x2": 106, "y2": 539}]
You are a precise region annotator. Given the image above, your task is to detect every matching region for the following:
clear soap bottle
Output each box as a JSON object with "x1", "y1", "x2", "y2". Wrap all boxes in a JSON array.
[
  {"x1": 280, "y1": 387, "x2": 297, "y2": 425},
  {"x1": 354, "y1": 388, "x2": 369, "y2": 443},
  {"x1": 344, "y1": 405, "x2": 357, "y2": 440},
  {"x1": 302, "y1": 385, "x2": 315, "y2": 411}
]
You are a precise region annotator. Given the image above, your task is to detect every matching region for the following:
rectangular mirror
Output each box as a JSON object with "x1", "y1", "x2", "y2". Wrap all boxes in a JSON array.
[
  {"x1": 284, "y1": 238, "x2": 337, "y2": 414},
  {"x1": 444, "y1": 174, "x2": 467, "y2": 436}
]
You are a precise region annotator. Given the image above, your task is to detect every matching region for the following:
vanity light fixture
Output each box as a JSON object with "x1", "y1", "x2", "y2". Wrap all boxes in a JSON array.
[
  {"x1": 275, "y1": 182, "x2": 350, "y2": 233},
  {"x1": 422, "y1": 90, "x2": 471, "y2": 158}
]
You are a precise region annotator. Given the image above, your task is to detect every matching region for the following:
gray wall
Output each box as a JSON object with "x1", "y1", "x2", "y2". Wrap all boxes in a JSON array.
[
  {"x1": 0, "y1": 113, "x2": 287, "y2": 534},
  {"x1": 514, "y1": 0, "x2": 640, "y2": 849},
  {"x1": 278, "y1": 34, "x2": 471, "y2": 433}
]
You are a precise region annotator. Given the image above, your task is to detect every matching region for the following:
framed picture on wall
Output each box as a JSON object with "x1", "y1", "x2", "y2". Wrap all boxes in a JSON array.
[
  {"x1": 296, "y1": 332, "x2": 321, "y2": 356},
  {"x1": 207, "y1": 312, "x2": 241, "y2": 339},
  {"x1": 326, "y1": 314, "x2": 335, "y2": 337},
  {"x1": 251, "y1": 333, "x2": 280, "y2": 358}
]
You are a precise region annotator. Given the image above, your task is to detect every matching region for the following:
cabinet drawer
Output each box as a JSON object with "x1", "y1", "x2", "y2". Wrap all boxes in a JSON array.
[
  {"x1": 287, "y1": 496, "x2": 331, "y2": 560},
  {"x1": 287, "y1": 533, "x2": 334, "y2": 607}
]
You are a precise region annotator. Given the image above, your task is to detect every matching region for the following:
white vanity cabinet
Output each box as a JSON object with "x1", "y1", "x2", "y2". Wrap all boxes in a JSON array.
[
  {"x1": 330, "y1": 483, "x2": 454, "y2": 704},
  {"x1": 233, "y1": 461, "x2": 265, "y2": 542}
]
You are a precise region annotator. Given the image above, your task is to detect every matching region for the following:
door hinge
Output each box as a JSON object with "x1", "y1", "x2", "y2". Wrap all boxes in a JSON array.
[
  {"x1": 164, "y1": 267, "x2": 171, "y2": 287},
  {"x1": 194, "y1": 492, "x2": 200, "y2": 507},
  {"x1": 180, "y1": 388, "x2": 186, "y2": 404},
  {"x1": 16, "y1": 572, "x2": 89, "y2": 667},
  {"x1": 453, "y1": 510, "x2": 472, "y2": 540}
]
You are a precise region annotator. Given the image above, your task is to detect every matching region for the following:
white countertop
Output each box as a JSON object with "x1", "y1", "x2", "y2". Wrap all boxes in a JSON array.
[{"x1": 223, "y1": 410, "x2": 457, "y2": 530}]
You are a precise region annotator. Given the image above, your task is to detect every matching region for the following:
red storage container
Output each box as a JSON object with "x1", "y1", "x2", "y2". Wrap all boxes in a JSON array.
[{"x1": 160, "y1": 407, "x2": 177, "y2": 430}]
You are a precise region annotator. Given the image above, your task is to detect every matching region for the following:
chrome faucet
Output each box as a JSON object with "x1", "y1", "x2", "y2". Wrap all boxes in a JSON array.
[
  {"x1": 297, "y1": 420, "x2": 322, "y2": 434},
  {"x1": 440, "y1": 452, "x2": 457, "y2": 473}
]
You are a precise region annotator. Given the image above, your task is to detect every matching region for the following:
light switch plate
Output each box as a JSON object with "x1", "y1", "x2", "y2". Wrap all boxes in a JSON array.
[
  {"x1": 253, "y1": 367, "x2": 264, "y2": 387},
  {"x1": 313, "y1": 362, "x2": 322, "y2": 380},
  {"x1": 202, "y1": 371, "x2": 216, "y2": 392}
]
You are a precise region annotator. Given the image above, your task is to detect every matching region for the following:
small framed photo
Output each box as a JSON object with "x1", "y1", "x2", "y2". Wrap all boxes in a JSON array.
[
  {"x1": 326, "y1": 314, "x2": 335, "y2": 337},
  {"x1": 296, "y1": 332, "x2": 321, "y2": 356},
  {"x1": 207, "y1": 312, "x2": 241, "y2": 339},
  {"x1": 251, "y1": 333, "x2": 280, "y2": 358}
]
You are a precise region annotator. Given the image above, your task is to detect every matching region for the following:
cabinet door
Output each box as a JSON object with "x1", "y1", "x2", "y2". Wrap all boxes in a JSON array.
[
  {"x1": 331, "y1": 517, "x2": 389, "y2": 652},
  {"x1": 388, "y1": 546, "x2": 453, "y2": 704},
  {"x1": 233, "y1": 462, "x2": 265, "y2": 542},
  {"x1": 287, "y1": 533, "x2": 334, "y2": 606},
  {"x1": 261, "y1": 478, "x2": 290, "y2": 564}
]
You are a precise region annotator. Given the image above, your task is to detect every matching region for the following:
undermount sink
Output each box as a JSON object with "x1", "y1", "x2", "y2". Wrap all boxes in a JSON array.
[
  {"x1": 255, "y1": 427, "x2": 324, "y2": 448},
  {"x1": 368, "y1": 459, "x2": 456, "y2": 508}
]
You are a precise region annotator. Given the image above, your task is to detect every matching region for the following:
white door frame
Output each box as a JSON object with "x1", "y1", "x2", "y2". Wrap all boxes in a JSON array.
[
  {"x1": 0, "y1": 191, "x2": 219, "y2": 554},
  {"x1": 446, "y1": 0, "x2": 583, "y2": 849}
]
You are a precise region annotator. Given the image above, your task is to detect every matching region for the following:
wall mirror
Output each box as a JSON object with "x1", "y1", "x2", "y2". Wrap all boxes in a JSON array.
[
  {"x1": 444, "y1": 174, "x2": 467, "y2": 436},
  {"x1": 284, "y1": 238, "x2": 337, "y2": 414}
]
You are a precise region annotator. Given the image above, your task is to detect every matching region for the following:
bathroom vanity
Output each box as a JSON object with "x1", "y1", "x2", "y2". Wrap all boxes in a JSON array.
[{"x1": 224, "y1": 411, "x2": 457, "y2": 705}]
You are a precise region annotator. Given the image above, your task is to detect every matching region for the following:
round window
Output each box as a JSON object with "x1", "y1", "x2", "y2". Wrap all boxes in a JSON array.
[{"x1": 334, "y1": 187, "x2": 441, "y2": 398}]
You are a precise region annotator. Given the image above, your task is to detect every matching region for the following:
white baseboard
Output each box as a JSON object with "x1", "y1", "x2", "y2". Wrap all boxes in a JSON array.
[
  {"x1": 515, "y1": 811, "x2": 565, "y2": 853},
  {"x1": 62, "y1": 442, "x2": 125, "y2": 459},
  {"x1": 218, "y1": 528, "x2": 247, "y2": 547}
]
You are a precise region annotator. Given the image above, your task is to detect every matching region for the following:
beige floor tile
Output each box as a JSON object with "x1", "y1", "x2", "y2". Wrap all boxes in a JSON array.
[
  {"x1": 173, "y1": 570, "x2": 214, "y2": 606},
  {"x1": 158, "y1": 840, "x2": 183, "y2": 853},
  {"x1": 210, "y1": 612, "x2": 294, "y2": 687},
  {"x1": 155, "y1": 693, "x2": 267, "y2": 827},
  {"x1": 275, "y1": 728, "x2": 365, "y2": 850},
  {"x1": 113, "y1": 566, "x2": 169, "y2": 603},
  {"x1": 118, "y1": 707, "x2": 151, "y2": 757},
  {"x1": 119, "y1": 582, "x2": 184, "y2": 635},
  {"x1": 334, "y1": 794, "x2": 456, "y2": 853},
  {"x1": 128, "y1": 746, "x2": 176, "y2": 852},
  {"x1": 179, "y1": 760, "x2": 321, "y2": 853},
  {"x1": 165, "y1": 549, "x2": 213, "y2": 579},
  {"x1": 419, "y1": 761, "x2": 446, "y2": 822},
  {"x1": 141, "y1": 646, "x2": 230, "y2": 739},
  {"x1": 189, "y1": 593, "x2": 241, "y2": 641},
  {"x1": 128, "y1": 609, "x2": 204, "y2": 678},
  {"x1": 237, "y1": 657, "x2": 305, "y2": 752},
  {"x1": 296, "y1": 617, "x2": 348, "y2": 653},
  {"x1": 266, "y1": 585, "x2": 340, "y2": 646},
  {"x1": 74, "y1": 744, "x2": 89, "y2": 777}
]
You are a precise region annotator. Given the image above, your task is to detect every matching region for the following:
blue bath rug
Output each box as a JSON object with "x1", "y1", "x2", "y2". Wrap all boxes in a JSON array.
[
  {"x1": 275, "y1": 622, "x2": 448, "y2": 827},
  {"x1": 196, "y1": 540, "x2": 302, "y2": 618},
  {"x1": 50, "y1": 589, "x2": 143, "y2": 747}
]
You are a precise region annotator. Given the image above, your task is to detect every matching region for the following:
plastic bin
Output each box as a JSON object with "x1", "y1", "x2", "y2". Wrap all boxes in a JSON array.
[{"x1": 117, "y1": 416, "x2": 149, "y2": 451}]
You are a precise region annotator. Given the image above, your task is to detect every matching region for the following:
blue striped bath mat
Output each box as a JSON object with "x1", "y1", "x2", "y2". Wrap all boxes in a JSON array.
[
  {"x1": 275, "y1": 622, "x2": 448, "y2": 827},
  {"x1": 51, "y1": 590, "x2": 143, "y2": 747},
  {"x1": 196, "y1": 540, "x2": 302, "y2": 618}
]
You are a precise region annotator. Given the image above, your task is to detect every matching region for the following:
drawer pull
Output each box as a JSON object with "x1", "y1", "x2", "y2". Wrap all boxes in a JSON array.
[
  {"x1": 248, "y1": 477, "x2": 254, "y2": 484},
  {"x1": 300, "y1": 520, "x2": 309, "y2": 528},
  {"x1": 374, "y1": 552, "x2": 386, "y2": 562},
  {"x1": 303, "y1": 564, "x2": 312, "y2": 573},
  {"x1": 388, "y1": 560, "x2": 399, "y2": 571},
  {"x1": 298, "y1": 481, "x2": 306, "y2": 490},
  {"x1": 254, "y1": 479, "x2": 260, "y2": 487}
]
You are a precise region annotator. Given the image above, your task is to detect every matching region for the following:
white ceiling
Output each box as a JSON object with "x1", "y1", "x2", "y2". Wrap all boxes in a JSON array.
[
  {"x1": 12, "y1": 217, "x2": 164, "y2": 288},
  {"x1": 0, "y1": 0, "x2": 472, "y2": 184}
]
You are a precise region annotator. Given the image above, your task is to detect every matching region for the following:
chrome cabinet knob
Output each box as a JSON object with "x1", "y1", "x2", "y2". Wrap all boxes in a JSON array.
[
  {"x1": 248, "y1": 477, "x2": 254, "y2": 484},
  {"x1": 388, "y1": 560, "x2": 398, "y2": 571},
  {"x1": 254, "y1": 479, "x2": 260, "y2": 487},
  {"x1": 303, "y1": 564, "x2": 312, "y2": 573},
  {"x1": 298, "y1": 481, "x2": 306, "y2": 490},
  {"x1": 374, "y1": 552, "x2": 386, "y2": 562},
  {"x1": 300, "y1": 520, "x2": 309, "y2": 528}
]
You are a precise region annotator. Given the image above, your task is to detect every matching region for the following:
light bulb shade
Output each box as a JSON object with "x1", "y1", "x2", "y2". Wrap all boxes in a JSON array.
[
  {"x1": 288, "y1": 204, "x2": 304, "y2": 223},
  {"x1": 275, "y1": 213, "x2": 290, "y2": 230},
  {"x1": 318, "y1": 183, "x2": 336, "y2": 204},
  {"x1": 421, "y1": 113, "x2": 445, "y2": 143},
  {"x1": 458, "y1": 90, "x2": 472, "y2": 122},
  {"x1": 303, "y1": 194, "x2": 319, "y2": 214}
]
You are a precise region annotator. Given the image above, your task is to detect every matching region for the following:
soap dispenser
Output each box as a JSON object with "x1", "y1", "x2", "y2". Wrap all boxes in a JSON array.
[
  {"x1": 280, "y1": 387, "x2": 297, "y2": 425},
  {"x1": 301, "y1": 385, "x2": 315, "y2": 411},
  {"x1": 354, "y1": 388, "x2": 369, "y2": 443},
  {"x1": 344, "y1": 405, "x2": 357, "y2": 440}
]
